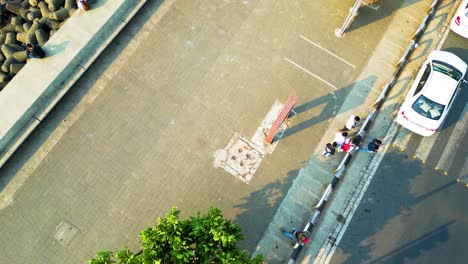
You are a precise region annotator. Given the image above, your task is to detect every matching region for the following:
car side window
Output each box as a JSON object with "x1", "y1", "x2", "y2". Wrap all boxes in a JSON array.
[{"x1": 414, "y1": 64, "x2": 431, "y2": 96}]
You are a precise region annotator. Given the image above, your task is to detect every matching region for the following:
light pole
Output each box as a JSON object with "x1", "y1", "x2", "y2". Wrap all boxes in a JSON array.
[
  {"x1": 335, "y1": 0, "x2": 383, "y2": 37},
  {"x1": 335, "y1": 0, "x2": 362, "y2": 37}
]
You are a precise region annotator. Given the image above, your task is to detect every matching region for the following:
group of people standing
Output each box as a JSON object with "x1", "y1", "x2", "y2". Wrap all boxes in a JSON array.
[
  {"x1": 281, "y1": 117, "x2": 386, "y2": 247},
  {"x1": 322, "y1": 115, "x2": 385, "y2": 157}
]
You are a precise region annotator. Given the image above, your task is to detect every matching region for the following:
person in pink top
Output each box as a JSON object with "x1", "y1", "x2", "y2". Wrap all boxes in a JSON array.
[{"x1": 281, "y1": 227, "x2": 310, "y2": 246}]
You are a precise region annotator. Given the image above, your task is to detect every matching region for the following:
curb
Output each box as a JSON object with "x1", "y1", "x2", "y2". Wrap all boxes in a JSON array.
[
  {"x1": 0, "y1": 0, "x2": 147, "y2": 169},
  {"x1": 312, "y1": 0, "x2": 462, "y2": 263}
]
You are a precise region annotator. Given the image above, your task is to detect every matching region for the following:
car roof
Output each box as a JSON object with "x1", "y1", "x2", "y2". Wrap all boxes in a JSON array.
[{"x1": 422, "y1": 71, "x2": 457, "y2": 104}]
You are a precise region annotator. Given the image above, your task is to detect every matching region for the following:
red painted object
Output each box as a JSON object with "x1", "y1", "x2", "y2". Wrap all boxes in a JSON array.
[{"x1": 265, "y1": 95, "x2": 297, "y2": 144}]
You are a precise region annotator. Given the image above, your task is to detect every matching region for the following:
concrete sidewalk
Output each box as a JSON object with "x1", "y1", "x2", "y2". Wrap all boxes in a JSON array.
[
  {"x1": 253, "y1": 0, "x2": 461, "y2": 263},
  {"x1": 0, "y1": 0, "x2": 146, "y2": 170}
]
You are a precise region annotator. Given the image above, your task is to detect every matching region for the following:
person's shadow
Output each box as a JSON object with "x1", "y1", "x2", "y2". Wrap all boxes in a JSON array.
[
  {"x1": 44, "y1": 41, "x2": 71, "y2": 57},
  {"x1": 88, "y1": 0, "x2": 109, "y2": 9}
]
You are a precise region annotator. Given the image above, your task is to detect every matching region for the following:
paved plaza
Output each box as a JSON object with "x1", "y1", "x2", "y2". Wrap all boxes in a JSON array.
[{"x1": 0, "y1": 0, "x2": 449, "y2": 263}]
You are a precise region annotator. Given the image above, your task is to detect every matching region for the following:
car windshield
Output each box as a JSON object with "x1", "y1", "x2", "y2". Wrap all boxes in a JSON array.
[
  {"x1": 432, "y1": 60, "x2": 463, "y2": 81},
  {"x1": 412, "y1": 95, "x2": 445, "y2": 120}
]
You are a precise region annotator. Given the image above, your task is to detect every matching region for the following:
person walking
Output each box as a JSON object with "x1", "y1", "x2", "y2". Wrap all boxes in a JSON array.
[
  {"x1": 322, "y1": 142, "x2": 337, "y2": 157},
  {"x1": 359, "y1": 138, "x2": 385, "y2": 153},
  {"x1": 340, "y1": 115, "x2": 361, "y2": 132},
  {"x1": 333, "y1": 132, "x2": 348, "y2": 147},
  {"x1": 281, "y1": 227, "x2": 309, "y2": 246}
]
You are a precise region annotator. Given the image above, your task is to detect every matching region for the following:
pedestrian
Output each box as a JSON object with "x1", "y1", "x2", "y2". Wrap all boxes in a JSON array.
[
  {"x1": 359, "y1": 138, "x2": 385, "y2": 153},
  {"x1": 76, "y1": 0, "x2": 90, "y2": 10},
  {"x1": 296, "y1": 231, "x2": 309, "y2": 246},
  {"x1": 333, "y1": 131, "x2": 348, "y2": 147},
  {"x1": 340, "y1": 138, "x2": 353, "y2": 153},
  {"x1": 26, "y1": 43, "x2": 45, "y2": 59},
  {"x1": 340, "y1": 116, "x2": 361, "y2": 132},
  {"x1": 281, "y1": 227, "x2": 309, "y2": 246},
  {"x1": 341, "y1": 138, "x2": 360, "y2": 153},
  {"x1": 322, "y1": 142, "x2": 337, "y2": 157}
]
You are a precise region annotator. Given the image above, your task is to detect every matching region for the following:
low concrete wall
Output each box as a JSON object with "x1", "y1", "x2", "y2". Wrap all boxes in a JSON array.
[{"x1": 0, "y1": 0, "x2": 147, "y2": 168}]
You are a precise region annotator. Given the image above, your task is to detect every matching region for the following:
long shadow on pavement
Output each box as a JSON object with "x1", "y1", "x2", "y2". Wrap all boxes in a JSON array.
[
  {"x1": 346, "y1": 0, "x2": 420, "y2": 33},
  {"x1": 0, "y1": 0, "x2": 166, "y2": 191},
  {"x1": 278, "y1": 76, "x2": 376, "y2": 141},
  {"x1": 234, "y1": 169, "x2": 299, "y2": 251},
  {"x1": 368, "y1": 220, "x2": 455, "y2": 264},
  {"x1": 333, "y1": 150, "x2": 460, "y2": 264}
]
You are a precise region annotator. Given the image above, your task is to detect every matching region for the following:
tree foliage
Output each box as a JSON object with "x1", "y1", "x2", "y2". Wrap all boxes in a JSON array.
[{"x1": 89, "y1": 207, "x2": 263, "y2": 264}]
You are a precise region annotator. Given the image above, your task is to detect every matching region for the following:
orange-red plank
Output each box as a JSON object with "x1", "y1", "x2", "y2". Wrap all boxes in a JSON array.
[{"x1": 265, "y1": 95, "x2": 297, "y2": 144}]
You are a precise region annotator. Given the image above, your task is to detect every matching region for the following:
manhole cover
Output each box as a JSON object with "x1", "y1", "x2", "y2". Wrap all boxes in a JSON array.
[
  {"x1": 54, "y1": 220, "x2": 79, "y2": 247},
  {"x1": 214, "y1": 133, "x2": 264, "y2": 184}
]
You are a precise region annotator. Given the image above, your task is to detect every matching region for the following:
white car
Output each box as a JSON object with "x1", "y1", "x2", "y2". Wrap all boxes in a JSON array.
[
  {"x1": 396, "y1": 51, "x2": 467, "y2": 136},
  {"x1": 450, "y1": 0, "x2": 468, "y2": 38}
]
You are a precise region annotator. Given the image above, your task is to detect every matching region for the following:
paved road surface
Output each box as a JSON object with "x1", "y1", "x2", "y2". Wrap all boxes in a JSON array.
[{"x1": 329, "y1": 31, "x2": 468, "y2": 264}]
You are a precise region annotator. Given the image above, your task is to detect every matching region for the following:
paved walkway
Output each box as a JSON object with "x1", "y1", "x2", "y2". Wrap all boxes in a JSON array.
[{"x1": 0, "y1": 0, "x2": 454, "y2": 263}]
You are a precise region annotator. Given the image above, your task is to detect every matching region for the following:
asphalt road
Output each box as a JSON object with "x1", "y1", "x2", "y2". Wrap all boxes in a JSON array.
[{"x1": 329, "y1": 32, "x2": 468, "y2": 264}]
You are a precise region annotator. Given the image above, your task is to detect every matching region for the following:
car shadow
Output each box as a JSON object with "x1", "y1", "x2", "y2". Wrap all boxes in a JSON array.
[{"x1": 438, "y1": 77, "x2": 467, "y2": 131}]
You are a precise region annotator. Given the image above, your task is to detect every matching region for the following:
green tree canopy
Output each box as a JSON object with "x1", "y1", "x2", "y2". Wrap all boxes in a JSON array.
[{"x1": 89, "y1": 207, "x2": 263, "y2": 264}]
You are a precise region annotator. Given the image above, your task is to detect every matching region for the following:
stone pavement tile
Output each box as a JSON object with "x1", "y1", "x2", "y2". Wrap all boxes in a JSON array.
[{"x1": 0, "y1": 1, "x2": 439, "y2": 263}]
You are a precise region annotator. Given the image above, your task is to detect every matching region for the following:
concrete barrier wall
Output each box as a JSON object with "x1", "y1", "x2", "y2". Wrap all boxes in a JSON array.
[{"x1": 0, "y1": 0, "x2": 147, "y2": 168}]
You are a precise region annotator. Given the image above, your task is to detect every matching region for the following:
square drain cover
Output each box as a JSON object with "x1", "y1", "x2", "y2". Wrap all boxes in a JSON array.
[
  {"x1": 214, "y1": 133, "x2": 264, "y2": 183},
  {"x1": 54, "y1": 220, "x2": 79, "y2": 247}
]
